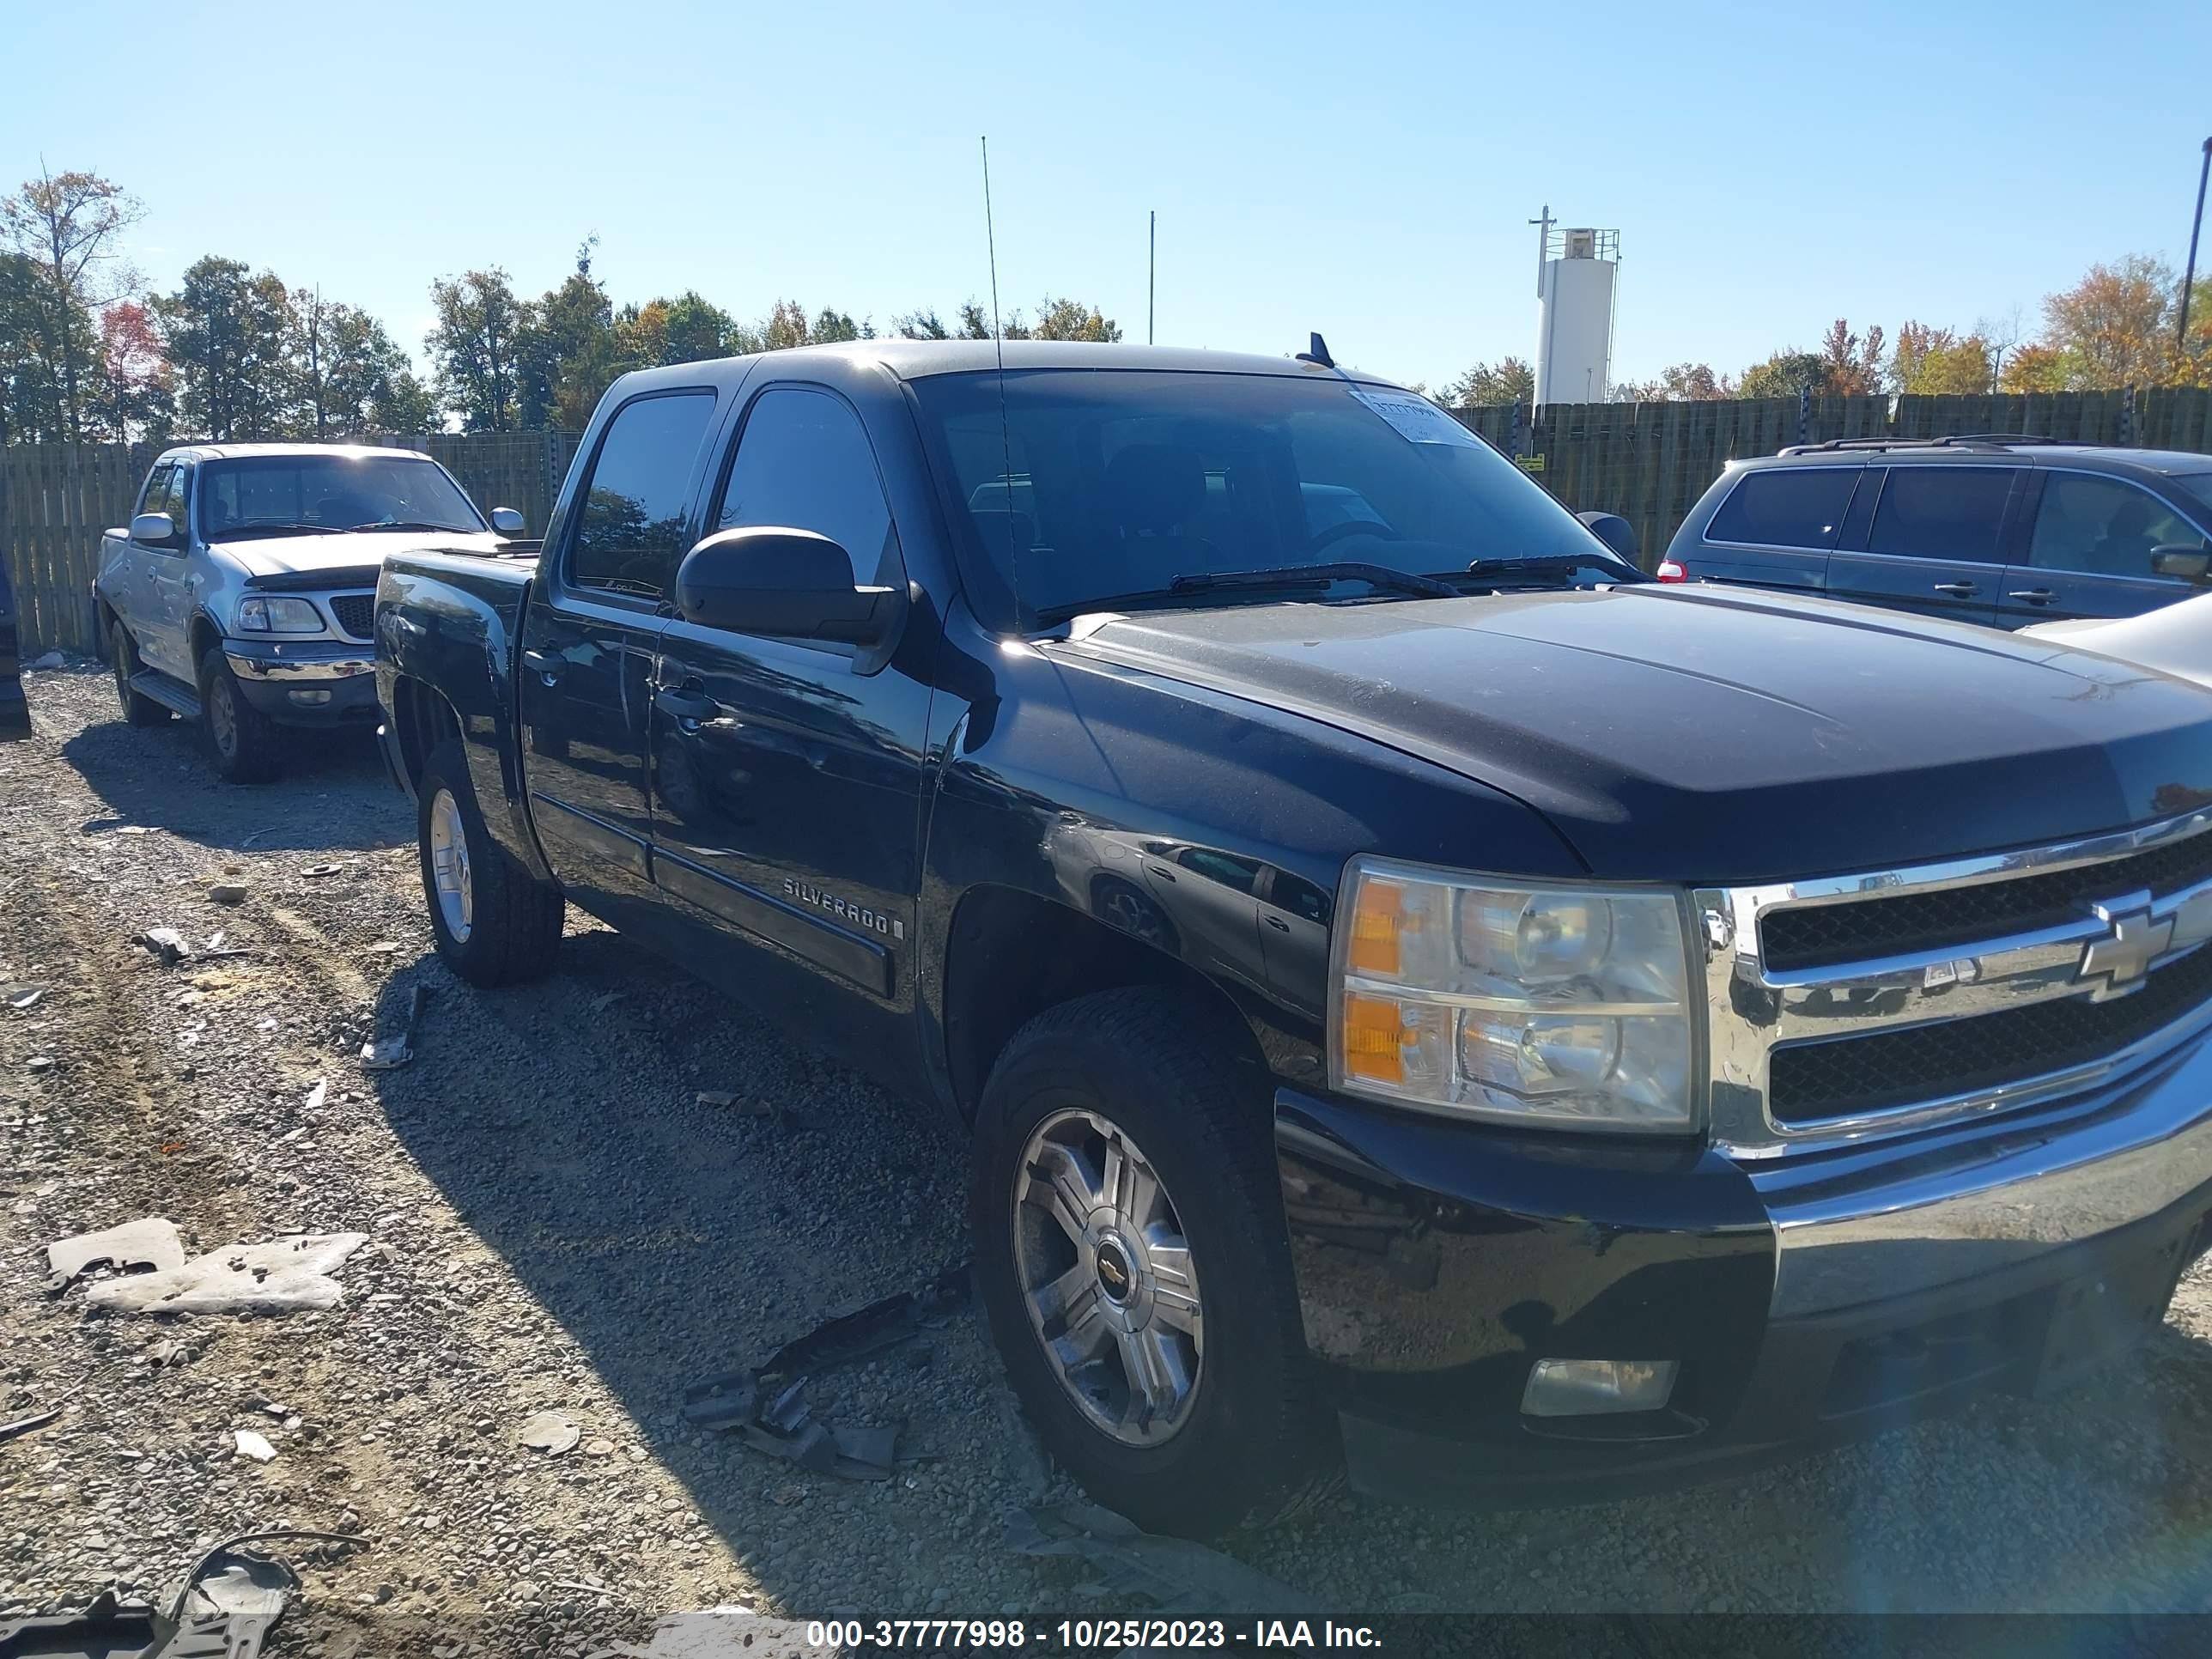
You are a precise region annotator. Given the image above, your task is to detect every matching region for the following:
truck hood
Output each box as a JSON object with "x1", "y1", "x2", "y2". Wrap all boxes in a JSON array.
[
  {"x1": 216, "y1": 528, "x2": 506, "y2": 579},
  {"x1": 1048, "y1": 584, "x2": 2212, "y2": 884}
]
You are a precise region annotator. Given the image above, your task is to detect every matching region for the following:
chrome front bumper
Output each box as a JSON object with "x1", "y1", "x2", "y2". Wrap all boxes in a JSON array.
[
  {"x1": 223, "y1": 638, "x2": 377, "y2": 684},
  {"x1": 1752, "y1": 1023, "x2": 2212, "y2": 1318}
]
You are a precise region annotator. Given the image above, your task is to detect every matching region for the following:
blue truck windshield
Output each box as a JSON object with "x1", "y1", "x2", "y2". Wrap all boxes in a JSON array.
[{"x1": 908, "y1": 368, "x2": 1627, "y2": 629}]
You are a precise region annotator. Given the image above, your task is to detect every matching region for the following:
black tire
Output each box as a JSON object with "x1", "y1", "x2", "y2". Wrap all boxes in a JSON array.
[
  {"x1": 111, "y1": 619, "x2": 171, "y2": 726},
  {"x1": 971, "y1": 986, "x2": 1333, "y2": 1536},
  {"x1": 417, "y1": 738, "x2": 565, "y2": 987},
  {"x1": 195, "y1": 647, "x2": 283, "y2": 783}
]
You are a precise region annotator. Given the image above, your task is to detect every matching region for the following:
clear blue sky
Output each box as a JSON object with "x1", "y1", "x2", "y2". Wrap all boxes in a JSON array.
[{"x1": 5, "y1": 0, "x2": 2209, "y2": 392}]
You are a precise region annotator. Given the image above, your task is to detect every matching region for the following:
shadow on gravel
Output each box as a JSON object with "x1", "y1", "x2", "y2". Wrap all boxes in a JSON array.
[{"x1": 59, "y1": 708, "x2": 403, "y2": 852}]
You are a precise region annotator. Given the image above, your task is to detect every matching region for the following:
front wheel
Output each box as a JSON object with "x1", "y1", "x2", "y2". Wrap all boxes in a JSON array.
[
  {"x1": 416, "y1": 739, "x2": 565, "y2": 987},
  {"x1": 196, "y1": 647, "x2": 283, "y2": 782},
  {"x1": 971, "y1": 987, "x2": 1332, "y2": 1535}
]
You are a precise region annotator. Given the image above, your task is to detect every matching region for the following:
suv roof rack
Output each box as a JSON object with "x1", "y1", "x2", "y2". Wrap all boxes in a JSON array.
[{"x1": 1776, "y1": 433, "x2": 2072, "y2": 458}]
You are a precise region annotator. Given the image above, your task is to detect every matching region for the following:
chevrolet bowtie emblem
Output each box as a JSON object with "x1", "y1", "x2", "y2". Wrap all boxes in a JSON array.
[{"x1": 2076, "y1": 896, "x2": 2172, "y2": 1001}]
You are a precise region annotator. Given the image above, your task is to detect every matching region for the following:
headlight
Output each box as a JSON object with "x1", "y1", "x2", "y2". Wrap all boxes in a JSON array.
[
  {"x1": 1331, "y1": 857, "x2": 1698, "y2": 1132},
  {"x1": 235, "y1": 595, "x2": 325, "y2": 634}
]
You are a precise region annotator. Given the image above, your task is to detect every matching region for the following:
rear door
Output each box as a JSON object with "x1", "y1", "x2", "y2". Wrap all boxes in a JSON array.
[
  {"x1": 517, "y1": 386, "x2": 720, "y2": 908},
  {"x1": 1998, "y1": 471, "x2": 2212, "y2": 625},
  {"x1": 1824, "y1": 465, "x2": 2020, "y2": 624},
  {"x1": 1690, "y1": 465, "x2": 1861, "y2": 592}
]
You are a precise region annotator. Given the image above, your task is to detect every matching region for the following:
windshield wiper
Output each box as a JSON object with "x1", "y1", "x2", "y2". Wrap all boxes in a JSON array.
[
  {"x1": 1461, "y1": 553, "x2": 1641, "y2": 584},
  {"x1": 346, "y1": 520, "x2": 477, "y2": 534},
  {"x1": 1036, "y1": 562, "x2": 1458, "y2": 625},
  {"x1": 213, "y1": 522, "x2": 342, "y2": 538}
]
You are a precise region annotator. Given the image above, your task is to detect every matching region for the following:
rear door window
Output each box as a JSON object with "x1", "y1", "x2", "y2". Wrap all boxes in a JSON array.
[
  {"x1": 2027, "y1": 473, "x2": 2209, "y2": 578},
  {"x1": 568, "y1": 391, "x2": 719, "y2": 599},
  {"x1": 1867, "y1": 467, "x2": 2017, "y2": 563},
  {"x1": 1706, "y1": 469, "x2": 1857, "y2": 549}
]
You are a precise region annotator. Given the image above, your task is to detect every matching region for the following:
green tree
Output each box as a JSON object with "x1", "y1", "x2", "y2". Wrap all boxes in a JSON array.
[
  {"x1": 1030, "y1": 296, "x2": 1121, "y2": 342},
  {"x1": 515, "y1": 240, "x2": 627, "y2": 429},
  {"x1": 1735, "y1": 349, "x2": 1830, "y2": 399},
  {"x1": 1443, "y1": 356, "x2": 1534, "y2": 407},
  {"x1": 427, "y1": 267, "x2": 525, "y2": 431},
  {"x1": 0, "y1": 250, "x2": 69, "y2": 442},
  {"x1": 1890, "y1": 322, "x2": 1993, "y2": 395},
  {"x1": 1616, "y1": 362, "x2": 1729, "y2": 401},
  {"x1": 291, "y1": 289, "x2": 419, "y2": 437},
  {"x1": 369, "y1": 368, "x2": 438, "y2": 433},
  {"x1": 896, "y1": 307, "x2": 950, "y2": 340},
  {"x1": 956, "y1": 299, "x2": 1031, "y2": 339},
  {"x1": 620, "y1": 290, "x2": 751, "y2": 367},
  {"x1": 0, "y1": 167, "x2": 143, "y2": 442},
  {"x1": 155, "y1": 256, "x2": 299, "y2": 439}
]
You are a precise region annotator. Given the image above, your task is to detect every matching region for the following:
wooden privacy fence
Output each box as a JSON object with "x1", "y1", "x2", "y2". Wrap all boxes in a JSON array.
[
  {"x1": 1, "y1": 430, "x2": 584, "y2": 658},
  {"x1": 1457, "y1": 386, "x2": 2212, "y2": 568}
]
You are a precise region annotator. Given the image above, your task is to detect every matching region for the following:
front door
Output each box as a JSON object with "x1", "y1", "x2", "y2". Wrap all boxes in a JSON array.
[
  {"x1": 517, "y1": 387, "x2": 721, "y2": 909},
  {"x1": 112, "y1": 463, "x2": 170, "y2": 671},
  {"x1": 1824, "y1": 465, "x2": 2020, "y2": 626},
  {"x1": 147, "y1": 459, "x2": 198, "y2": 673},
  {"x1": 1998, "y1": 471, "x2": 2212, "y2": 624},
  {"x1": 650, "y1": 381, "x2": 934, "y2": 1059}
]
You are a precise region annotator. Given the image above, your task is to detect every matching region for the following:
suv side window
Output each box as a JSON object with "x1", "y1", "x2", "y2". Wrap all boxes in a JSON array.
[
  {"x1": 714, "y1": 386, "x2": 901, "y2": 586},
  {"x1": 1707, "y1": 468, "x2": 1857, "y2": 549},
  {"x1": 2027, "y1": 473, "x2": 2209, "y2": 578},
  {"x1": 568, "y1": 391, "x2": 718, "y2": 598},
  {"x1": 1868, "y1": 467, "x2": 2015, "y2": 563}
]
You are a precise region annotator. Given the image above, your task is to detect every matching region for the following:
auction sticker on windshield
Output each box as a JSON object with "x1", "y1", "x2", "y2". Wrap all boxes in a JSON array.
[{"x1": 1349, "y1": 388, "x2": 1482, "y2": 447}]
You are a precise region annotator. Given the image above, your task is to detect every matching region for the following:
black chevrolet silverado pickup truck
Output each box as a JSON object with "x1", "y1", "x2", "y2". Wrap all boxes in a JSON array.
[{"x1": 374, "y1": 341, "x2": 2212, "y2": 1534}]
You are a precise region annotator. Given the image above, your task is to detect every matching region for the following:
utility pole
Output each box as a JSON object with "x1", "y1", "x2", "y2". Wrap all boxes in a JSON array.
[{"x1": 2179, "y1": 137, "x2": 2211, "y2": 356}]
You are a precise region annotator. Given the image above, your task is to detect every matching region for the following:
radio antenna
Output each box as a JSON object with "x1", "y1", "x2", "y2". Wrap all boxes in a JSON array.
[{"x1": 981, "y1": 136, "x2": 1022, "y2": 617}]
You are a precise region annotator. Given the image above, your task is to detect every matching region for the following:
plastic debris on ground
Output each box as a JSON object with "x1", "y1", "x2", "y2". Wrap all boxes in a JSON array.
[
  {"x1": 361, "y1": 983, "x2": 428, "y2": 1071},
  {"x1": 1005, "y1": 1500, "x2": 1322, "y2": 1616},
  {"x1": 81, "y1": 1232, "x2": 368, "y2": 1316},
  {"x1": 519, "y1": 1409, "x2": 581, "y2": 1456},
  {"x1": 3, "y1": 983, "x2": 42, "y2": 1010},
  {"x1": 680, "y1": 1262, "x2": 969, "y2": 1481},
  {"x1": 0, "y1": 1407, "x2": 59, "y2": 1443},
  {"x1": 46, "y1": 1217, "x2": 187, "y2": 1290}
]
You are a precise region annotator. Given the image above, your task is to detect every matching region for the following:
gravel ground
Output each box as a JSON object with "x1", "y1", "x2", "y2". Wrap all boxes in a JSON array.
[{"x1": 8, "y1": 660, "x2": 2212, "y2": 1654}]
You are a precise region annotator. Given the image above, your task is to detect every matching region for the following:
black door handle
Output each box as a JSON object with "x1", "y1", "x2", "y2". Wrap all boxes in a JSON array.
[
  {"x1": 654, "y1": 686, "x2": 720, "y2": 725},
  {"x1": 1264, "y1": 915, "x2": 1291, "y2": 933},
  {"x1": 1932, "y1": 582, "x2": 1978, "y2": 597},
  {"x1": 521, "y1": 647, "x2": 562, "y2": 679},
  {"x1": 2007, "y1": 588, "x2": 2056, "y2": 605}
]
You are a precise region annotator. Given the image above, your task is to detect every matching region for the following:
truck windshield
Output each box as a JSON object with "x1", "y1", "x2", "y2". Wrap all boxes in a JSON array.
[
  {"x1": 908, "y1": 368, "x2": 1632, "y2": 629},
  {"x1": 198, "y1": 454, "x2": 486, "y2": 538}
]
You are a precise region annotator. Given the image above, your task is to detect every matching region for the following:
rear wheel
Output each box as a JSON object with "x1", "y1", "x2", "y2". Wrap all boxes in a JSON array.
[
  {"x1": 111, "y1": 620, "x2": 170, "y2": 727},
  {"x1": 972, "y1": 987, "x2": 1332, "y2": 1535},
  {"x1": 417, "y1": 739, "x2": 565, "y2": 987},
  {"x1": 196, "y1": 647, "x2": 283, "y2": 782}
]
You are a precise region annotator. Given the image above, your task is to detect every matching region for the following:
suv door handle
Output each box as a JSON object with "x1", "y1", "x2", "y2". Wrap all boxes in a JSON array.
[
  {"x1": 2007, "y1": 587, "x2": 2056, "y2": 605},
  {"x1": 1932, "y1": 581, "x2": 1978, "y2": 597},
  {"x1": 521, "y1": 647, "x2": 562, "y2": 680},
  {"x1": 654, "y1": 684, "x2": 720, "y2": 726}
]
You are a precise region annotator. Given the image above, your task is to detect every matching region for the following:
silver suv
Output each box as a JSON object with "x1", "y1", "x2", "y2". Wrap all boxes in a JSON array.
[{"x1": 94, "y1": 443, "x2": 520, "y2": 781}]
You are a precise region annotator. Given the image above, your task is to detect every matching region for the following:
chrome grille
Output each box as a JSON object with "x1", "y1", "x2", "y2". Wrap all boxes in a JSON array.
[
  {"x1": 1699, "y1": 811, "x2": 2212, "y2": 1155},
  {"x1": 327, "y1": 593, "x2": 375, "y2": 641}
]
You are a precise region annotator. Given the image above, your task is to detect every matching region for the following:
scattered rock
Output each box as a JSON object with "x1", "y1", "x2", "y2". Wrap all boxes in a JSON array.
[
  {"x1": 519, "y1": 1409, "x2": 581, "y2": 1456},
  {"x1": 133, "y1": 927, "x2": 192, "y2": 966},
  {"x1": 303, "y1": 1078, "x2": 328, "y2": 1110},
  {"x1": 208, "y1": 882, "x2": 249, "y2": 906},
  {"x1": 233, "y1": 1428, "x2": 278, "y2": 1462},
  {"x1": 3, "y1": 982, "x2": 44, "y2": 1010}
]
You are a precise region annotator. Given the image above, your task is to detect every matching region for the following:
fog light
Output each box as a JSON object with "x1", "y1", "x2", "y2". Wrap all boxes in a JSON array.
[
  {"x1": 1521, "y1": 1358, "x2": 1679, "y2": 1417},
  {"x1": 287, "y1": 688, "x2": 332, "y2": 707}
]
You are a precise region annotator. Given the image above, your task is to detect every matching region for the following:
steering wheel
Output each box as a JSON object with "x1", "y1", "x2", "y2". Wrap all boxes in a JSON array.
[{"x1": 1310, "y1": 518, "x2": 1403, "y2": 552}]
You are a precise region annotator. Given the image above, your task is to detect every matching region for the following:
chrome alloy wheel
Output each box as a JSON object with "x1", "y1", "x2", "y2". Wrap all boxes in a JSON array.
[
  {"x1": 1012, "y1": 1108, "x2": 1203, "y2": 1446},
  {"x1": 428, "y1": 787, "x2": 474, "y2": 943}
]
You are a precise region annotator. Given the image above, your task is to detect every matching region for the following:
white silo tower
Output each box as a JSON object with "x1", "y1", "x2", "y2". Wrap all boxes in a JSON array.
[{"x1": 1530, "y1": 208, "x2": 1620, "y2": 406}]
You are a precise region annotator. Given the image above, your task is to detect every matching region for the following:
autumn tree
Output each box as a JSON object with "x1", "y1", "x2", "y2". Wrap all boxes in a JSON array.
[
  {"x1": 1997, "y1": 343, "x2": 2070, "y2": 393},
  {"x1": 427, "y1": 267, "x2": 525, "y2": 431},
  {"x1": 1816, "y1": 319, "x2": 1887, "y2": 396},
  {"x1": 88, "y1": 301, "x2": 171, "y2": 439},
  {"x1": 1616, "y1": 362, "x2": 1729, "y2": 401},
  {"x1": 2038, "y1": 255, "x2": 2173, "y2": 388},
  {"x1": 620, "y1": 291, "x2": 751, "y2": 366},
  {"x1": 0, "y1": 168, "x2": 143, "y2": 442},
  {"x1": 1030, "y1": 296, "x2": 1121, "y2": 342},
  {"x1": 1442, "y1": 356, "x2": 1534, "y2": 407}
]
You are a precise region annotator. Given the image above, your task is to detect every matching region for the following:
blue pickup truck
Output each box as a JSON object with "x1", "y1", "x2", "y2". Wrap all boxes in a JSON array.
[{"x1": 374, "y1": 342, "x2": 2212, "y2": 1531}]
